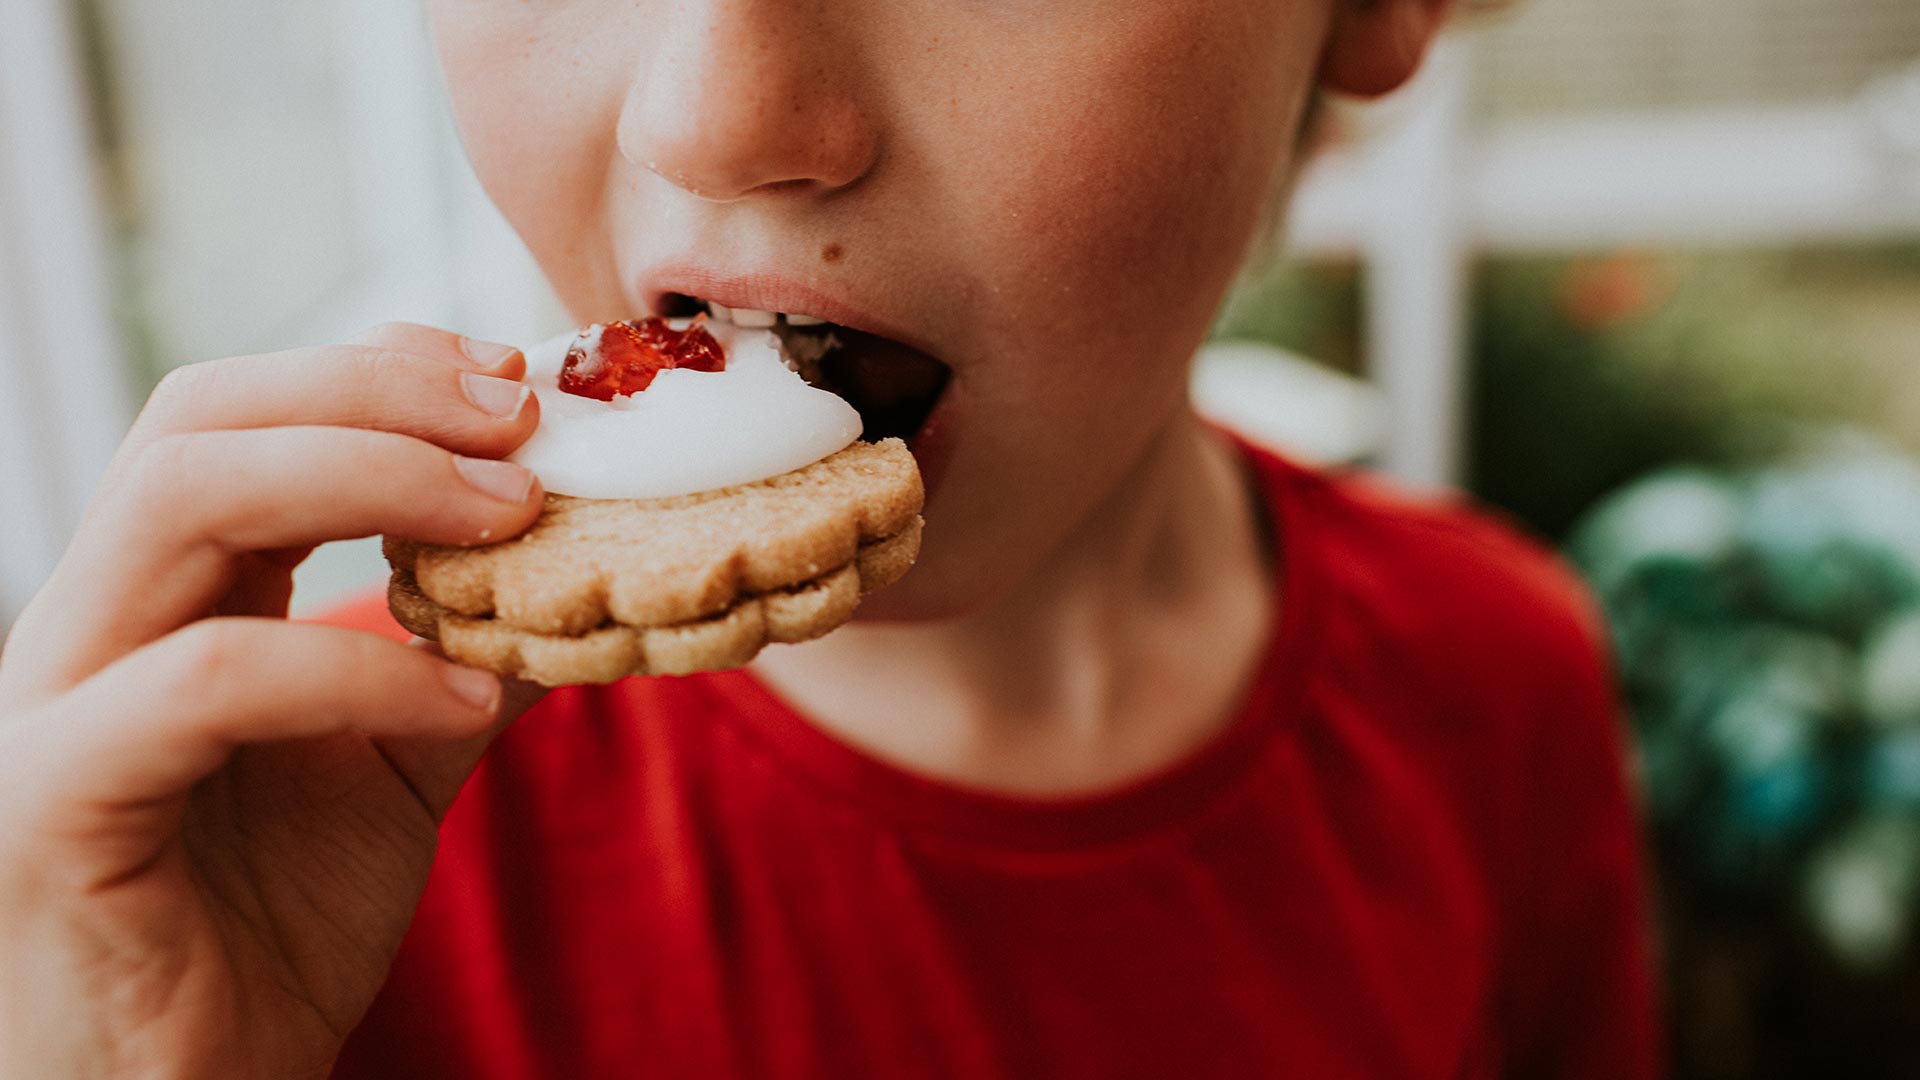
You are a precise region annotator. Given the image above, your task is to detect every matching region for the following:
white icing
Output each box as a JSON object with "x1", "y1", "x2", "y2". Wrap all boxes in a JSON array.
[{"x1": 508, "y1": 321, "x2": 862, "y2": 500}]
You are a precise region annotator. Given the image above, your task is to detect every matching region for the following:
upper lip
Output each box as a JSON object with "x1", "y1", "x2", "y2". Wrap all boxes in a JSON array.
[{"x1": 639, "y1": 265, "x2": 940, "y2": 358}]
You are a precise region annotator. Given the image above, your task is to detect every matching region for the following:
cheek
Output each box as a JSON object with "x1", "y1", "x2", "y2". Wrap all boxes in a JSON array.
[
  {"x1": 429, "y1": 6, "x2": 626, "y2": 303},
  {"x1": 965, "y1": 7, "x2": 1313, "y2": 322},
  {"x1": 927, "y1": 6, "x2": 1322, "y2": 422}
]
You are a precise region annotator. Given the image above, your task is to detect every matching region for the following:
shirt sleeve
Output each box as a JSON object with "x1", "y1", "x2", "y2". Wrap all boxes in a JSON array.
[{"x1": 1495, "y1": 584, "x2": 1665, "y2": 1079}]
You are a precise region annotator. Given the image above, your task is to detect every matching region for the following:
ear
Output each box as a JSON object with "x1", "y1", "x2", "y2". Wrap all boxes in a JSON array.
[{"x1": 1319, "y1": 0, "x2": 1455, "y2": 98}]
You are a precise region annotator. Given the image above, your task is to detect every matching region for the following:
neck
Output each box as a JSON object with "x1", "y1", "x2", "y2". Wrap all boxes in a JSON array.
[{"x1": 751, "y1": 408, "x2": 1275, "y2": 796}]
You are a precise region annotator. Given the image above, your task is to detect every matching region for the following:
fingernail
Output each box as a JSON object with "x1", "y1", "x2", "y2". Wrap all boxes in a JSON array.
[
  {"x1": 461, "y1": 371, "x2": 530, "y2": 419},
  {"x1": 442, "y1": 663, "x2": 502, "y2": 713},
  {"x1": 460, "y1": 337, "x2": 522, "y2": 370},
  {"x1": 455, "y1": 456, "x2": 535, "y2": 504}
]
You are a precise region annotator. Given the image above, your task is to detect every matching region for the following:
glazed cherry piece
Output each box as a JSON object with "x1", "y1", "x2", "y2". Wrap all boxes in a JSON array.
[
  {"x1": 558, "y1": 317, "x2": 727, "y2": 401},
  {"x1": 638, "y1": 317, "x2": 727, "y2": 373}
]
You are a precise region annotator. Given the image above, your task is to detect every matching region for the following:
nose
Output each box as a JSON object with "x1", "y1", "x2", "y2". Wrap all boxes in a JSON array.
[{"x1": 617, "y1": 2, "x2": 879, "y2": 202}]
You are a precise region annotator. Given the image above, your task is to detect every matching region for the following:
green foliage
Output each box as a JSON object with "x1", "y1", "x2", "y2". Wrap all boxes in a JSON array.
[
  {"x1": 1219, "y1": 250, "x2": 1885, "y2": 541},
  {"x1": 1466, "y1": 255, "x2": 1861, "y2": 540},
  {"x1": 1212, "y1": 260, "x2": 1362, "y2": 373},
  {"x1": 1571, "y1": 444, "x2": 1920, "y2": 970}
]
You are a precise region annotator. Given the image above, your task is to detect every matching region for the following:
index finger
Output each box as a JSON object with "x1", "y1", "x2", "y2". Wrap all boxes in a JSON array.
[
  {"x1": 347, "y1": 322, "x2": 526, "y2": 380},
  {"x1": 125, "y1": 343, "x2": 541, "y2": 461}
]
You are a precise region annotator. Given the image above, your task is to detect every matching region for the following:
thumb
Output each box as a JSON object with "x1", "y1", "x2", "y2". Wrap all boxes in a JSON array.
[{"x1": 369, "y1": 640, "x2": 550, "y2": 821}]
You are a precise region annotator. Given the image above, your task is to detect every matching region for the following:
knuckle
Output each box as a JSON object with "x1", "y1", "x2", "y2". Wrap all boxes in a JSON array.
[
  {"x1": 357, "y1": 320, "x2": 429, "y2": 345},
  {"x1": 140, "y1": 359, "x2": 219, "y2": 426},
  {"x1": 341, "y1": 345, "x2": 419, "y2": 385},
  {"x1": 147, "y1": 362, "x2": 193, "y2": 408},
  {"x1": 123, "y1": 428, "x2": 198, "y2": 491},
  {"x1": 121, "y1": 433, "x2": 199, "y2": 503},
  {"x1": 163, "y1": 621, "x2": 252, "y2": 690}
]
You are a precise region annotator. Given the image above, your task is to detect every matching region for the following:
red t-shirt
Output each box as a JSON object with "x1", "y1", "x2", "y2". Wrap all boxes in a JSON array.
[{"x1": 328, "y1": 445, "x2": 1660, "y2": 1079}]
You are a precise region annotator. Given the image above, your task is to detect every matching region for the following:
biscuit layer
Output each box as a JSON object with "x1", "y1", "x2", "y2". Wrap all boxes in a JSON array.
[
  {"x1": 382, "y1": 438, "x2": 923, "y2": 685},
  {"x1": 385, "y1": 439, "x2": 922, "y2": 635},
  {"x1": 390, "y1": 521, "x2": 921, "y2": 685}
]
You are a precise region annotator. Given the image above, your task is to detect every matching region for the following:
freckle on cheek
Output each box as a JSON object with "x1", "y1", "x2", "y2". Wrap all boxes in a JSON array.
[{"x1": 821, "y1": 243, "x2": 844, "y2": 264}]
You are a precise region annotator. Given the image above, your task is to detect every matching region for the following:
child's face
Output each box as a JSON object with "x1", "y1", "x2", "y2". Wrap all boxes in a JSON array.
[{"x1": 429, "y1": 1, "x2": 1336, "y2": 617}]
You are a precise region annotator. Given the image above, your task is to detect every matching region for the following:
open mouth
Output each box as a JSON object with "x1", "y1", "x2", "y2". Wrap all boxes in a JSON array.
[{"x1": 657, "y1": 292, "x2": 952, "y2": 443}]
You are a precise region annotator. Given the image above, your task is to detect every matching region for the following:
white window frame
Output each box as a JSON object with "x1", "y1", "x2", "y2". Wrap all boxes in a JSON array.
[{"x1": 1287, "y1": 38, "x2": 1920, "y2": 489}]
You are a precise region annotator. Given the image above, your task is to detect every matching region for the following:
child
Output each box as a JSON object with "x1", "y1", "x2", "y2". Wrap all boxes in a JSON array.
[{"x1": 0, "y1": 0, "x2": 1658, "y2": 1076}]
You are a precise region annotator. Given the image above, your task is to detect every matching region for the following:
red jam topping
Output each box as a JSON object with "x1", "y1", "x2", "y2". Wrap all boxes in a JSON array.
[{"x1": 557, "y1": 317, "x2": 728, "y2": 401}]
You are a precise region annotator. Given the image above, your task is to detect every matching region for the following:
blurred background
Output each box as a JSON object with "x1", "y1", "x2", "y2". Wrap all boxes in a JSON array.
[{"x1": 2, "y1": 0, "x2": 1919, "y2": 1075}]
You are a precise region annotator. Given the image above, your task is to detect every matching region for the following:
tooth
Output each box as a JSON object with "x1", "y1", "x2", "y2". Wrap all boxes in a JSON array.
[
  {"x1": 784, "y1": 313, "x2": 826, "y2": 326},
  {"x1": 707, "y1": 302, "x2": 734, "y2": 323},
  {"x1": 731, "y1": 308, "x2": 778, "y2": 328}
]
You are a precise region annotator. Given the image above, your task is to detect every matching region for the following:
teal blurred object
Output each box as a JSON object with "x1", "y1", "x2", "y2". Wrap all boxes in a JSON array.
[{"x1": 1571, "y1": 434, "x2": 1920, "y2": 972}]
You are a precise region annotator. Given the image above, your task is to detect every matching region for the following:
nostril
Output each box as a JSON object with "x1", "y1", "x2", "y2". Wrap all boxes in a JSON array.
[{"x1": 615, "y1": 31, "x2": 879, "y2": 203}]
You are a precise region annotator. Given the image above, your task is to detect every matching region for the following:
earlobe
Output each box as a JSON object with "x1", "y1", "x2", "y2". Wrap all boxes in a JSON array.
[{"x1": 1319, "y1": 0, "x2": 1453, "y2": 98}]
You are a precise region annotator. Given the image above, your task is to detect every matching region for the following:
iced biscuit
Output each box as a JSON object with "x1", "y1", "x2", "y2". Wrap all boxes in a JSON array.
[{"x1": 384, "y1": 319, "x2": 924, "y2": 686}]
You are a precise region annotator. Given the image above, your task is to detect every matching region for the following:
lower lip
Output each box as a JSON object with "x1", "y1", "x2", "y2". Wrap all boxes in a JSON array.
[{"x1": 905, "y1": 387, "x2": 958, "y2": 509}]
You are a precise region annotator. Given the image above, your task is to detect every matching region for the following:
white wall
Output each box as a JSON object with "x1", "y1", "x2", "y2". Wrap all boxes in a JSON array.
[{"x1": 0, "y1": 0, "x2": 133, "y2": 628}]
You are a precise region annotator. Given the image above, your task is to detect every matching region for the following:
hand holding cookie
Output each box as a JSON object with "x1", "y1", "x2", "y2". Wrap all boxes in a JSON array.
[{"x1": 0, "y1": 323, "x2": 550, "y2": 1077}]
